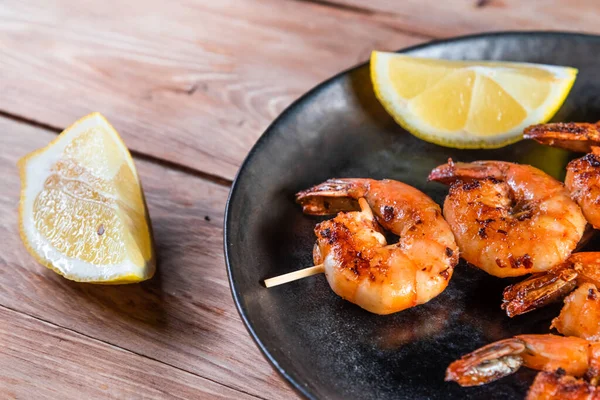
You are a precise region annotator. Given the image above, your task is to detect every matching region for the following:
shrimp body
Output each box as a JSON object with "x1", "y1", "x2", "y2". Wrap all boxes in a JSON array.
[
  {"x1": 446, "y1": 334, "x2": 600, "y2": 387},
  {"x1": 552, "y1": 283, "x2": 600, "y2": 341},
  {"x1": 527, "y1": 371, "x2": 600, "y2": 400},
  {"x1": 296, "y1": 178, "x2": 459, "y2": 315},
  {"x1": 566, "y1": 154, "x2": 600, "y2": 229},
  {"x1": 429, "y1": 161, "x2": 587, "y2": 277},
  {"x1": 526, "y1": 122, "x2": 600, "y2": 229}
]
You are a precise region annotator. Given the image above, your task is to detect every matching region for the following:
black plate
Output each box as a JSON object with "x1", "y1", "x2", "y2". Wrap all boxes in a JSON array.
[{"x1": 225, "y1": 32, "x2": 600, "y2": 399}]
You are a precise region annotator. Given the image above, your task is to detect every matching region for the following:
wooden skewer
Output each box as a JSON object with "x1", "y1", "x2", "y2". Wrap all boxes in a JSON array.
[
  {"x1": 263, "y1": 198, "x2": 372, "y2": 289},
  {"x1": 264, "y1": 264, "x2": 325, "y2": 288},
  {"x1": 357, "y1": 197, "x2": 373, "y2": 220}
]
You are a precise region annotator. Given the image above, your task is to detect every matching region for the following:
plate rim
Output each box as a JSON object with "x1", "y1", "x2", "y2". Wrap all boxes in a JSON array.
[{"x1": 223, "y1": 30, "x2": 600, "y2": 399}]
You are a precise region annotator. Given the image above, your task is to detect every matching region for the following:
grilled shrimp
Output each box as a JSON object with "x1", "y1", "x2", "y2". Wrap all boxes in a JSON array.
[
  {"x1": 296, "y1": 178, "x2": 459, "y2": 315},
  {"x1": 446, "y1": 334, "x2": 600, "y2": 387},
  {"x1": 527, "y1": 370, "x2": 600, "y2": 400},
  {"x1": 429, "y1": 160, "x2": 587, "y2": 277},
  {"x1": 525, "y1": 122, "x2": 600, "y2": 229},
  {"x1": 503, "y1": 253, "x2": 600, "y2": 317},
  {"x1": 551, "y1": 283, "x2": 600, "y2": 341}
]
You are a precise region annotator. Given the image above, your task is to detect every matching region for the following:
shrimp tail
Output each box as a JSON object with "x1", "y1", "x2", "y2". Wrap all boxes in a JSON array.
[
  {"x1": 445, "y1": 339, "x2": 525, "y2": 386},
  {"x1": 295, "y1": 178, "x2": 369, "y2": 215},
  {"x1": 524, "y1": 122, "x2": 600, "y2": 153},
  {"x1": 502, "y1": 266, "x2": 578, "y2": 317},
  {"x1": 428, "y1": 159, "x2": 504, "y2": 185},
  {"x1": 504, "y1": 252, "x2": 600, "y2": 317}
]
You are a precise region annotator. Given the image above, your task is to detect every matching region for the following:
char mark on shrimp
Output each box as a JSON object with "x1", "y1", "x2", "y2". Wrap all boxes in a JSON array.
[
  {"x1": 583, "y1": 153, "x2": 600, "y2": 167},
  {"x1": 382, "y1": 205, "x2": 394, "y2": 221},
  {"x1": 462, "y1": 180, "x2": 481, "y2": 191},
  {"x1": 439, "y1": 268, "x2": 451, "y2": 280},
  {"x1": 509, "y1": 254, "x2": 533, "y2": 269}
]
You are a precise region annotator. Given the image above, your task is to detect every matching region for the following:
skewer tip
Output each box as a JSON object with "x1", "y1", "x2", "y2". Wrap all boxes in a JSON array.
[{"x1": 263, "y1": 264, "x2": 325, "y2": 288}]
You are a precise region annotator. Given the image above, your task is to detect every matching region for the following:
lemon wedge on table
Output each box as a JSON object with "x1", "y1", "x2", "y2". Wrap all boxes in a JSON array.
[
  {"x1": 370, "y1": 52, "x2": 577, "y2": 148},
  {"x1": 18, "y1": 113, "x2": 155, "y2": 283}
]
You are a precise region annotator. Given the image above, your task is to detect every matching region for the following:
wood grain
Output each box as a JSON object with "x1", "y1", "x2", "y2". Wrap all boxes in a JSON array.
[
  {"x1": 0, "y1": 305, "x2": 257, "y2": 400},
  {"x1": 0, "y1": 0, "x2": 424, "y2": 181},
  {"x1": 311, "y1": 0, "x2": 600, "y2": 38},
  {"x1": 0, "y1": 117, "x2": 294, "y2": 399}
]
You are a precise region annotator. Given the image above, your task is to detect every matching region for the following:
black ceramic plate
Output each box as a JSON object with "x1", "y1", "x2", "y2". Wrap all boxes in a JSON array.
[{"x1": 225, "y1": 32, "x2": 600, "y2": 400}]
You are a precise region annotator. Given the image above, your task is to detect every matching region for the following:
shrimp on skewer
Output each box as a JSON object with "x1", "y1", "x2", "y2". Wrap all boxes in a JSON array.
[
  {"x1": 445, "y1": 334, "x2": 600, "y2": 387},
  {"x1": 295, "y1": 178, "x2": 459, "y2": 315},
  {"x1": 428, "y1": 160, "x2": 587, "y2": 277},
  {"x1": 525, "y1": 122, "x2": 600, "y2": 229},
  {"x1": 503, "y1": 253, "x2": 600, "y2": 318}
]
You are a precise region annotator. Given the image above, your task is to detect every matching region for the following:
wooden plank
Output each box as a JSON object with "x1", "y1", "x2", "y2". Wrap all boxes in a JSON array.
[
  {"x1": 0, "y1": 0, "x2": 424, "y2": 181},
  {"x1": 0, "y1": 306, "x2": 257, "y2": 400},
  {"x1": 0, "y1": 117, "x2": 294, "y2": 399},
  {"x1": 311, "y1": 0, "x2": 600, "y2": 38}
]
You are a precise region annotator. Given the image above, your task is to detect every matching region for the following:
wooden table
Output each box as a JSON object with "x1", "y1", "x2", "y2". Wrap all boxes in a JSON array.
[{"x1": 1, "y1": 1, "x2": 599, "y2": 398}]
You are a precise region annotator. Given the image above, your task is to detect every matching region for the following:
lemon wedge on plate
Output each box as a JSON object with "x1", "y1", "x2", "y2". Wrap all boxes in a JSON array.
[
  {"x1": 18, "y1": 113, "x2": 155, "y2": 283},
  {"x1": 370, "y1": 52, "x2": 577, "y2": 148}
]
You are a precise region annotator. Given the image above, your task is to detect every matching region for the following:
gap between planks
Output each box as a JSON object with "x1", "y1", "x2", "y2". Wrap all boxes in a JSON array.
[
  {"x1": 0, "y1": 109, "x2": 233, "y2": 188},
  {"x1": 291, "y1": 0, "x2": 437, "y2": 39},
  {"x1": 0, "y1": 302, "x2": 266, "y2": 400},
  {"x1": 293, "y1": 0, "x2": 384, "y2": 17}
]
